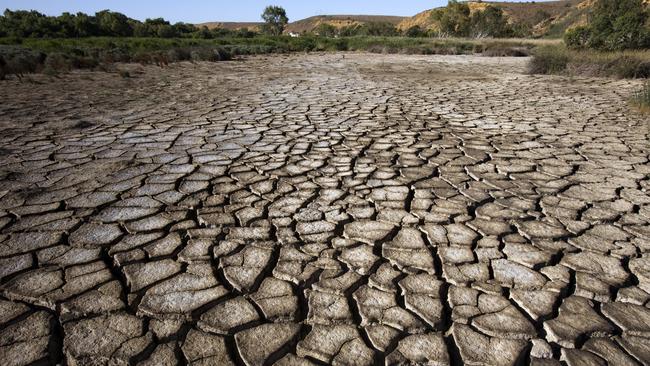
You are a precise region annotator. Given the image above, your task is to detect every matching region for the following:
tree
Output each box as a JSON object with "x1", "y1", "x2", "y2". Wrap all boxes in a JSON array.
[
  {"x1": 433, "y1": 0, "x2": 471, "y2": 37},
  {"x1": 261, "y1": 5, "x2": 288, "y2": 36},
  {"x1": 404, "y1": 25, "x2": 427, "y2": 38},
  {"x1": 470, "y1": 5, "x2": 511, "y2": 38},
  {"x1": 0, "y1": 9, "x2": 58, "y2": 37},
  {"x1": 432, "y1": 1, "x2": 514, "y2": 38},
  {"x1": 590, "y1": 0, "x2": 649, "y2": 50},
  {"x1": 316, "y1": 23, "x2": 337, "y2": 37},
  {"x1": 565, "y1": 0, "x2": 649, "y2": 50},
  {"x1": 72, "y1": 12, "x2": 99, "y2": 37},
  {"x1": 361, "y1": 22, "x2": 399, "y2": 37},
  {"x1": 95, "y1": 10, "x2": 133, "y2": 36},
  {"x1": 0, "y1": 8, "x2": 200, "y2": 39}
]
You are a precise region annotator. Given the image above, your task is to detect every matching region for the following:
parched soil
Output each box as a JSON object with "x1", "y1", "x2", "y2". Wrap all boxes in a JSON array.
[{"x1": 0, "y1": 53, "x2": 648, "y2": 366}]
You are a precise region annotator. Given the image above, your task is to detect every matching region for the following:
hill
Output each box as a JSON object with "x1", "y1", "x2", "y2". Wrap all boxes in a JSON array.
[
  {"x1": 397, "y1": 0, "x2": 587, "y2": 37},
  {"x1": 196, "y1": 22, "x2": 263, "y2": 31},
  {"x1": 285, "y1": 15, "x2": 405, "y2": 34},
  {"x1": 198, "y1": 1, "x2": 649, "y2": 38},
  {"x1": 197, "y1": 15, "x2": 405, "y2": 34}
]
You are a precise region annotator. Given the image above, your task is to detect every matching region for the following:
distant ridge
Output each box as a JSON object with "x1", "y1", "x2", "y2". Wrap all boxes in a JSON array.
[
  {"x1": 197, "y1": 0, "x2": 650, "y2": 37},
  {"x1": 196, "y1": 22, "x2": 263, "y2": 31},
  {"x1": 285, "y1": 15, "x2": 405, "y2": 33},
  {"x1": 197, "y1": 15, "x2": 405, "y2": 34},
  {"x1": 397, "y1": 0, "x2": 587, "y2": 37}
]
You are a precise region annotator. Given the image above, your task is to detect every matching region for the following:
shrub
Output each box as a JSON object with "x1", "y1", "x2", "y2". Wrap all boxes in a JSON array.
[
  {"x1": 404, "y1": 26, "x2": 427, "y2": 38},
  {"x1": 528, "y1": 43, "x2": 650, "y2": 78},
  {"x1": 482, "y1": 46, "x2": 530, "y2": 57},
  {"x1": 632, "y1": 81, "x2": 650, "y2": 110},
  {"x1": 315, "y1": 23, "x2": 337, "y2": 37},
  {"x1": 69, "y1": 55, "x2": 99, "y2": 69},
  {"x1": 528, "y1": 46, "x2": 569, "y2": 74},
  {"x1": 0, "y1": 47, "x2": 46, "y2": 78},
  {"x1": 565, "y1": 0, "x2": 650, "y2": 51},
  {"x1": 189, "y1": 47, "x2": 231, "y2": 62},
  {"x1": 44, "y1": 53, "x2": 71, "y2": 73},
  {"x1": 0, "y1": 55, "x2": 6, "y2": 79},
  {"x1": 118, "y1": 69, "x2": 130, "y2": 78},
  {"x1": 564, "y1": 26, "x2": 592, "y2": 49},
  {"x1": 166, "y1": 48, "x2": 191, "y2": 62},
  {"x1": 608, "y1": 56, "x2": 650, "y2": 78}
]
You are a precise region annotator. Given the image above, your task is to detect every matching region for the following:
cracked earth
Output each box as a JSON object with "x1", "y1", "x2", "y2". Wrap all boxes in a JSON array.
[{"x1": 0, "y1": 53, "x2": 649, "y2": 366}]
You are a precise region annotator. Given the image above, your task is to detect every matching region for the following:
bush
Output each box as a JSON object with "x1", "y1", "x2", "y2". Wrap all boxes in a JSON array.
[
  {"x1": 528, "y1": 46, "x2": 569, "y2": 74},
  {"x1": 482, "y1": 46, "x2": 530, "y2": 57},
  {"x1": 190, "y1": 47, "x2": 231, "y2": 62},
  {"x1": 564, "y1": 26, "x2": 591, "y2": 49},
  {"x1": 404, "y1": 26, "x2": 427, "y2": 38},
  {"x1": 633, "y1": 81, "x2": 650, "y2": 110},
  {"x1": 607, "y1": 56, "x2": 650, "y2": 78},
  {"x1": 118, "y1": 69, "x2": 130, "y2": 78},
  {"x1": 528, "y1": 44, "x2": 650, "y2": 78},
  {"x1": 565, "y1": 0, "x2": 650, "y2": 51},
  {"x1": 166, "y1": 48, "x2": 191, "y2": 62},
  {"x1": 44, "y1": 53, "x2": 71, "y2": 73},
  {"x1": 0, "y1": 46, "x2": 45, "y2": 78},
  {"x1": 0, "y1": 36, "x2": 547, "y2": 77},
  {"x1": 432, "y1": 1, "x2": 515, "y2": 38},
  {"x1": 0, "y1": 55, "x2": 6, "y2": 79}
]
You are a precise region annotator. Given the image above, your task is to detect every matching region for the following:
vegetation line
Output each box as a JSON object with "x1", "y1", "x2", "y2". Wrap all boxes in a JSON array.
[{"x1": 527, "y1": 0, "x2": 649, "y2": 80}]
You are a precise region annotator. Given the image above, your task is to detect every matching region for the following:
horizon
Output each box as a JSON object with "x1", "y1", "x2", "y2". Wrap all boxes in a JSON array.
[{"x1": 0, "y1": 0, "x2": 562, "y2": 24}]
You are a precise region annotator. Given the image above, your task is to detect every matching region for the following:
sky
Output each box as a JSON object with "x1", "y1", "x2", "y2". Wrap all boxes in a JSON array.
[{"x1": 0, "y1": 1, "x2": 543, "y2": 24}]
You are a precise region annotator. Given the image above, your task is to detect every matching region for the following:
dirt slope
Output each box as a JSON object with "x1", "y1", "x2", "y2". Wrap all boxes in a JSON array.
[
  {"x1": 285, "y1": 15, "x2": 405, "y2": 33},
  {"x1": 196, "y1": 22, "x2": 263, "y2": 31},
  {"x1": 197, "y1": 15, "x2": 404, "y2": 33},
  {"x1": 397, "y1": 0, "x2": 586, "y2": 36}
]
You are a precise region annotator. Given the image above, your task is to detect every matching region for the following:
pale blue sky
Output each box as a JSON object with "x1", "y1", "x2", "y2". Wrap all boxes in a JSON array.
[{"x1": 0, "y1": 1, "x2": 545, "y2": 23}]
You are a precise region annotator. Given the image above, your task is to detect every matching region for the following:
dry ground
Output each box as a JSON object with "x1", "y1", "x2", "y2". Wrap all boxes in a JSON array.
[{"x1": 0, "y1": 53, "x2": 649, "y2": 366}]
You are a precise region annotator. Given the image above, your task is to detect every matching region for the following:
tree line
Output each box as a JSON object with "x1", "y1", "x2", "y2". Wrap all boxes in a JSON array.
[{"x1": 0, "y1": 9, "x2": 206, "y2": 38}]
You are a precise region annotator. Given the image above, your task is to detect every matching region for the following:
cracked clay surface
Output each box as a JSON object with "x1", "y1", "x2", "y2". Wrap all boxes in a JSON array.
[{"x1": 0, "y1": 53, "x2": 649, "y2": 365}]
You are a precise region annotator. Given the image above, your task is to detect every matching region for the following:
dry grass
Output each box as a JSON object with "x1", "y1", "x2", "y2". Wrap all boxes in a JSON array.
[
  {"x1": 529, "y1": 45, "x2": 650, "y2": 78},
  {"x1": 196, "y1": 22, "x2": 263, "y2": 31},
  {"x1": 632, "y1": 81, "x2": 650, "y2": 113}
]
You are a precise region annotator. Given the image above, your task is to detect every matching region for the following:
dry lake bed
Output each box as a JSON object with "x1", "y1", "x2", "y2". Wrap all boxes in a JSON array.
[{"x1": 0, "y1": 53, "x2": 649, "y2": 365}]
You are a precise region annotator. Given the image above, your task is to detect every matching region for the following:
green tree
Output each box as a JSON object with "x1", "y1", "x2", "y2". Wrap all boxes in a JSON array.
[
  {"x1": 0, "y1": 9, "x2": 58, "y2": 37},
  {"x1": 565, "y1": 0, "x2": 649, "y2": 50},
  {"x1": 404, "y1": 25, "x2": 427, "y2": 38},
  {"x1": 95, "y1": 10, "x2": 133, "y2": 36},
  {"x1": 363, "y1": 22, "x2": 399, "y2": 36},
  {"x1": 261, "y1": 5, "x2": 288, "y2": 36},
  {"x1": 0, "y1": 8, "x2": 205, "y2": 39},
  {"x1": 432, "y1": 0, "x2": 471, "y2": 37},
  {"x1": 470, "y1": 5, "x2": 512, "y2": 37},
  {"x1": 72, "y1": 12, "x2": 99, "y2": 37}
]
